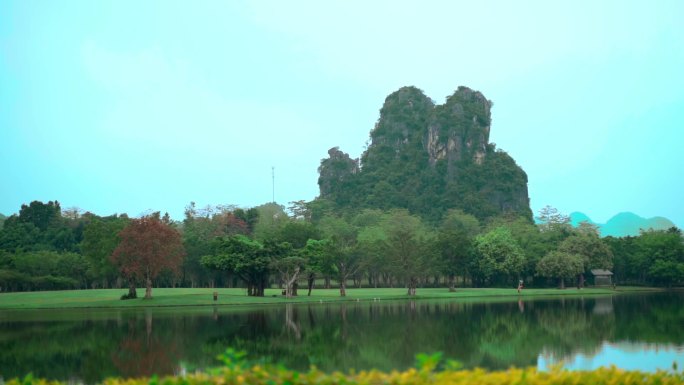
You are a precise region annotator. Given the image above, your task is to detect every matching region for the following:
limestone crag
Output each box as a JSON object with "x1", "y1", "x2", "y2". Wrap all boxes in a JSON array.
[
  {"x1": 317, "y1": 86, "x2": 531, "y2": 222},
  {"x1": 317, "y1": 147, "x2": 359, "y2": 198},
  {"x1": 426, "y1": 86, "x2": 491, "y2": 168}
]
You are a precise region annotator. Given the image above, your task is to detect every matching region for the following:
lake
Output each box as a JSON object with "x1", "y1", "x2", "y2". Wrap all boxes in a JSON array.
[{"x1": 0, "y1": 291, "x2": 682, "y2": 383}]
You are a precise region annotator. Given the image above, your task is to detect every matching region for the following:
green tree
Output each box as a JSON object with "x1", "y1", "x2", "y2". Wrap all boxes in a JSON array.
[
  {"x1": 488, "y1": 216, "x2": 548, "y2": 284},
  {"x1": 0, "y1": 201, "x2": 83, "y2": 253},
  {"x1": 437, "y1": 209, "x2": 480, "y2": 291},
  {"x1": 559, "y1": 231, "x2": 613, "y2": 287},
  {"x1": 276, "y1": 221, "x2": 321, "y2": 249},
  {"x1": 201, "y1": 235, "x2": 270, "y2": 296},
  {"x1": 16, "y1": 200, "x2": 62, "y2": 232},
  {"x1": 473, "y1": 227, "x2": 525, "y2": 286},
  {"x1": 604, "y1": 236, "x2": 637, "y2": 284},
  {"x1": 299, "y1": 239, "x2": 330, "y2": 295},
  {"x1": 0, "y1": 221, "x2": 41, "y2": 252},
  {"x1": 181, "y1": 209, "x2": 216, "y2": 288},
  {"x1": 381, "y1": 210, "x2": 435, "y2": 296},
  {"x1": 356, "y1": 227, "x2": 388, "y2": 288},
  {"x1": 9, "y1": 250, "x2": 88, "y2": 290},
  {"x1": 536, "y1": 251, "x2": 584, "y2": 289},
  {"x1": 233, "y1": 207, "x2": 259, "y2": 234},
  {"x1": 268, "y1": 241, "x2": 304, "y2": 298},
  {"x1": 535, "y1": 205, "x2": 570, "y2": 232},
  {"x1": 634, "y1": 228, "x2": 684, "y2": 286},
  {"x1": 80, "y1": 214, "x2": 129, "y2": 288},
  {"x1": 287, "y1": 200, "x2": 312, "y2": 221},
  {"x1": 353, "y1": 209, "x2": 387, "y2": 288},
  {"x1": 181, "y1": 202, "x2": 250, "y2": 288},
  {"x1": 318, "y1": 216, "x2": 362, "y2": 296},
  {"x1": 253, "y1": 203, "x2": 288, "y2": 241}
]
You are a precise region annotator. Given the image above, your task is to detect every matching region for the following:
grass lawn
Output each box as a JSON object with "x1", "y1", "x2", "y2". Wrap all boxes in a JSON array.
[{"x1": 0, "y1": 286, "x2": 661, "y2": 310}]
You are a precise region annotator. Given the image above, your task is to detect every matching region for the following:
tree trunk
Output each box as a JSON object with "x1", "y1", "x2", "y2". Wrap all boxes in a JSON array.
[
  {"x1": 257, "y1": 277, "x2": 266, "y2": 297},
  {"x1": 128, "y1": 281, "x2": 137, "y2": 299},
  {"x1": 284, "y1": 268, "x2": 300, "y2": 299},
  {"x1": 448, "y1": 274, "x2": 456, "y2": 292},
  {"x1": 559, "y1": 277, "x2": 565, "y2": 289},
  {"x1": 339, "y1": 279, "x2": 346, "y2": 297},
  {"x1": 145, "y1": 277, "x2": 153, "y2": 299},
  {"x1": 324, "y1": 276, "x2": 331, "y2": 289},
  {"x1": 307, "y1": 273, "x2": 315, "y2": 296},
  {"x1": 407, "y1": 277, "x2": 417, "y2": 296}
]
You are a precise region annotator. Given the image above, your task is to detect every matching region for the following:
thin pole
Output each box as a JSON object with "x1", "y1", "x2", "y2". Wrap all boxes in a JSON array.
[{"x1": 272, "y1": 166, "x2": 275, "y2": 203}]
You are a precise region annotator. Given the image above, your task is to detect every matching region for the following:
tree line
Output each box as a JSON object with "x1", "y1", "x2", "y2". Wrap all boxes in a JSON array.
[{"x1": 0, "y1": 201, "x2": 682, "y2": 295}]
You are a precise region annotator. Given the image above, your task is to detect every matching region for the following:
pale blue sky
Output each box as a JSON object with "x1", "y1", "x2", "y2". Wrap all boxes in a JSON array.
[{"x1": 1, "y1": 1, "x2": 683, "y2": 226}]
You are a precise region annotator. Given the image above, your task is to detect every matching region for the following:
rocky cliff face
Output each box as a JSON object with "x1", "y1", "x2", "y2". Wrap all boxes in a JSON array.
[
  {"x1": 426, "y1": 86, "x2": 491, "y2": 165},
  {"x1": 317, "y1": 147, "x2": 359, "y2": 198},
  {"x1": 317, "y1": 86, "x2": 531, "y2": 222}
]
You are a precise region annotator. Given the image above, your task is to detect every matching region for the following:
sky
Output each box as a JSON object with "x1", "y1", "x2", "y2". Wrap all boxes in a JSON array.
[{"x1": 1, "y1": 0, "x2": 683, "y2": 226}]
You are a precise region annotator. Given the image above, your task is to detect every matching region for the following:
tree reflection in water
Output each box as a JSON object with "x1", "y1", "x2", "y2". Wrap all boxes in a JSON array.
[
  {"x1": 110, "y1": 310, "x2": 181, "y2": 378},
  {"x1": 0, "y1": 291, "x2": 681, "y2": 383}
]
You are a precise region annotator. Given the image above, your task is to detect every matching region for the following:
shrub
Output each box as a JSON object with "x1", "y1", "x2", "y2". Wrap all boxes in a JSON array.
[
  {"x1": 120, "y1": 292, "x2": 137, "y2": 300},
  {"x1": 6, "y1": 363, "x2": 683, "y2": 385}
]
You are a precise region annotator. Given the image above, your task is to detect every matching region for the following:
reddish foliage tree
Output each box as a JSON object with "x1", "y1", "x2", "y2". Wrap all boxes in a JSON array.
[
  {"x1": 111, "y1": 214, "x2": 185, "y2": 299},
  {"x1": 213, "y1": 212, "x2": 249, "y2": 236}
]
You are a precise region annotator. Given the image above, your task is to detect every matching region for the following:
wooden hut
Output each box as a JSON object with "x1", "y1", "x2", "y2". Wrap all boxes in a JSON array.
[{"x1": 590, "y1": 269, "x2": 613, "y2": 286}]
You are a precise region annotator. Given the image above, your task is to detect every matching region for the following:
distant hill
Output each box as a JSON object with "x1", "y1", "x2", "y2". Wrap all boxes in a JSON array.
[
  {"x1": 569, "y1": 212, "x2": 596, "y2": 227},
  {"x1": 316, "y1": 86, "x2": 532, "y2": 223},
  {"x1": 569, "y1": 211, "x2": 676, "y2": 237}
]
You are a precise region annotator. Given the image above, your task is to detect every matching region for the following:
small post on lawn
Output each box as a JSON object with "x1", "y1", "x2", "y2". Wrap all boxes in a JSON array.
[{"x1": 213, "y1": 291, "x2": 218, "y2": 301}]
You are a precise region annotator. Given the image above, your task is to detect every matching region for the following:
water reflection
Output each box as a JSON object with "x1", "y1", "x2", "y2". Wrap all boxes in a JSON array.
[
  {"x1": 111, "y1": 310, "x2": 181, "y2": 378},
  {"x1": 0, "y1": 292, "x2": 682, "y2": 383},
  {"x1": 538, "y1": 342, "x2": 683, "y2": 372}
]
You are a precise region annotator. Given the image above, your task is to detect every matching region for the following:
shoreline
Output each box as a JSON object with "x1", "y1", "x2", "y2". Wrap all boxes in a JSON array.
[{"x1": 0, "y1": 286, "x2": 665, "y2": 311}]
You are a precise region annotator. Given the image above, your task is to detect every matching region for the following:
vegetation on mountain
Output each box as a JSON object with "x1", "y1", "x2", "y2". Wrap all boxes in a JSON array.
[{"x1": 316, "y1": 86, "x2": 532, "y2": 224}]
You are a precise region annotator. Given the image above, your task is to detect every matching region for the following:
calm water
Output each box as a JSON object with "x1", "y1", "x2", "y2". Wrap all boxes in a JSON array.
[{"x1": 0, "y1": 292, "x2": 682, "y2": 383}]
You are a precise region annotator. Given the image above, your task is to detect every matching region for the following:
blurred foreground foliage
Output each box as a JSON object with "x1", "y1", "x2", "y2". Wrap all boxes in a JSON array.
[{"x1": 6, "y1": 349, "x2": 683, "y2": 385}]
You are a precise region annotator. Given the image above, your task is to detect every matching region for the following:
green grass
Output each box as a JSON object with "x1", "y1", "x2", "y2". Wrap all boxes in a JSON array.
[{"x1": 0, "y1": 286, "x2": 661, "y2": 310}]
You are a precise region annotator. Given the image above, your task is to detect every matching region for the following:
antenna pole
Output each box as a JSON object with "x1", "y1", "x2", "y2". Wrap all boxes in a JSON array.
[{"x1": 272, "y1": 166, "x2": 275, "y2": 203}]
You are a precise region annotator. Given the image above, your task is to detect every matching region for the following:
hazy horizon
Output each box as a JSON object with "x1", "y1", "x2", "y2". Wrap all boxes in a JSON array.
[{"x1": 2, "y1": 1, "x2": 683, "y2": 227}]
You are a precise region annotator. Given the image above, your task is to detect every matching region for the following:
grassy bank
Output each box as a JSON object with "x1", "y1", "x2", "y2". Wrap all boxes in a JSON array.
[{"x1": 0, "y1": 286, "x2": 660, "y2": 310}]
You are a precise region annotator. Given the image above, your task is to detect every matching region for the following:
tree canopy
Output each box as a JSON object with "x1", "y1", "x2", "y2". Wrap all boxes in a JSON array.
[
  {"x1": 1, "y1": 200, "x2": 682, "y2": 294},
  {"x1": 111, "y1": 214, "x2": 185, "y2": 299}
]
